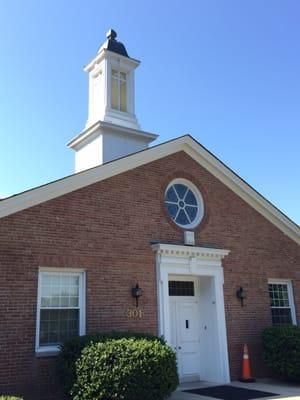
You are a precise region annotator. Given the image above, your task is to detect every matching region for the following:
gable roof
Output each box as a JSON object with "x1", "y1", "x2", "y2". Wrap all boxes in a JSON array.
[{"x1": 0, "y1": 135, "x2": 299, "y2": 245}]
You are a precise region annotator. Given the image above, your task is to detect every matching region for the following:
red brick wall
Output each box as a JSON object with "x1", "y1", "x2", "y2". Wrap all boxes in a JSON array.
[{"x1": 0, "y1": 151, "x2": 299, "y2": 398}]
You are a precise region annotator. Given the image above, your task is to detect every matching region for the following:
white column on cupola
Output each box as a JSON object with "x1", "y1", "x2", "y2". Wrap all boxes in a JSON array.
[{"x1": 67, "y1": 29, "x2": 158, "y2": 173}]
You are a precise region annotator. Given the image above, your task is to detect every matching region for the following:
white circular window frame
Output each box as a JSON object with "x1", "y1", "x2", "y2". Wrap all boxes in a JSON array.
[{"x1": 165, "y1": 178, "x2": 205, "y2": 229}]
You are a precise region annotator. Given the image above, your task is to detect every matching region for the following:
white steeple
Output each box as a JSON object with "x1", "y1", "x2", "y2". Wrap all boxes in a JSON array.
[{"x1": 67, "y1": 29, "x2": 157, "y2": 173}]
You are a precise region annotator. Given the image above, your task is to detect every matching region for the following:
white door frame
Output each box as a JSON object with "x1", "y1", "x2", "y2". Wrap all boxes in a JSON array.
[{"x1": 152, "y1": 243, "x2": 231, "y2": 384}]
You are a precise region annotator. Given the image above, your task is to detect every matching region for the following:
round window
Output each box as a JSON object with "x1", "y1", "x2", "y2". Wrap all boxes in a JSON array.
[{"x1": 164, "y1": 179, "x2": 204, "y2": 229}]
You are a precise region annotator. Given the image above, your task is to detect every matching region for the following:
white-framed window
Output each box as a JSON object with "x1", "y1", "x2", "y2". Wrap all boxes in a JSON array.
[
  {"x1": 111, "y1": 69, "x2": 127, "y2": 112},
  {"x1": 268, "y1": 279, "x2": 296, "y2": 325},
  {"x1": 36, "y1": 268, "x2": 86, "y2": 354},
  {"x1": 164, "y1": 178, "x2": 204, "y2": 229}
]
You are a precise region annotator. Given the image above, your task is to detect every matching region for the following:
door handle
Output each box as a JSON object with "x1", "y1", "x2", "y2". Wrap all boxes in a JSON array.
[{"x1": 178, "y1": 346, "x2": 182, "y2": 350}]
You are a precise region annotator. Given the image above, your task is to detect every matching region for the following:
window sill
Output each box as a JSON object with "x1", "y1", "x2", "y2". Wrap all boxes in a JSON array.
[{"x1": 35, "y1": 349, "x2": 60, "y2": 358}]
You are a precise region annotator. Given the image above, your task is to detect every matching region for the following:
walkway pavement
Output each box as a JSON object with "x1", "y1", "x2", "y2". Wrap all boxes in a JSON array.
[{"x1": 169, "y1": 379, "x2": 300, "y2": 400}]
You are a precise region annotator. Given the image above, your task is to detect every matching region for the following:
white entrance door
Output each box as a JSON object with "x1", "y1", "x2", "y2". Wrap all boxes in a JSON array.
[{"x1": 169, "y1": 279, "x2": 201, "y2": 382}]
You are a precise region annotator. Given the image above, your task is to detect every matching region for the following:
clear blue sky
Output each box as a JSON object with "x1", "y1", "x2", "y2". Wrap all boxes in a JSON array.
[{"x1": 0, "y1": 0, "x2": 299, "y2": 224}]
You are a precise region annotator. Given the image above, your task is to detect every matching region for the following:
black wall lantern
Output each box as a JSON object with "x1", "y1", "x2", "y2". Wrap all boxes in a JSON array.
[
  {"x1": 132, "y1": 283, "x2": 142, "y2": 307},
  {"x1": 236, "y1": 287, "x2": 246, "y2": 306}
]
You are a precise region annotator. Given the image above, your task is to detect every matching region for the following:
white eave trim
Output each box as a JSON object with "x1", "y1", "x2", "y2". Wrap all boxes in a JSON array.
[
  {"x1": 67, "y1": 120, "x2": 158, "y2": 149},
  {"x1": 84, "y1": 50, "x2": 140, "y2": 73},
  {"x1": 0, "y1": 135, "x2": 299, "y2": 245},
  {"x1": 151, "y1": 243, "x2": 230, "y2": 261}
]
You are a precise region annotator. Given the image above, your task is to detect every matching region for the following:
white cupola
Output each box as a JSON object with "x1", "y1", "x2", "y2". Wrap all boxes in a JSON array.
[{"x1": 67, "y1": 29, "x2": 158, "y2": 172}]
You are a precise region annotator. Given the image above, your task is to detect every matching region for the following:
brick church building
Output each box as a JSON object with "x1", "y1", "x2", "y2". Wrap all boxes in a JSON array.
[{"x1": 0, "y1": 30, "x2": 299, "y2": 399}]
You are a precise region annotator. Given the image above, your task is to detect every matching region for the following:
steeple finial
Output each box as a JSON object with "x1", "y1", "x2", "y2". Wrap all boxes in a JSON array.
[
  {"x1": 98, "y1": 29, "x2": 128, "y2": 57},
  {"x1": 106, "y1": 29, "x2": 117, "y2": 41}
]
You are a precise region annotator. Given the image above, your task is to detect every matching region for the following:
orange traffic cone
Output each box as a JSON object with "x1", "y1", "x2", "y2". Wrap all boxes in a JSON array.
[{"x1": 239, "y1": 344, "x2": 255, "y2": 382}]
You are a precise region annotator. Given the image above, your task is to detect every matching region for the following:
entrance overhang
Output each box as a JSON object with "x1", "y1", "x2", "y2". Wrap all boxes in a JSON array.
[{"x1": 152, "y1": 243, "x2": 230, "y2": 384}]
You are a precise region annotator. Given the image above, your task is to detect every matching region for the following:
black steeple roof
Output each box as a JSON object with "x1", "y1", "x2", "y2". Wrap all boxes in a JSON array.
[{"x1": 98, "y1": 29, "x2": 129, "y2": 57}]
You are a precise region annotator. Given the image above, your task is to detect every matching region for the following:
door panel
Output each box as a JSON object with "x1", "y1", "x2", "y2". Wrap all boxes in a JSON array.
[
  {"x1": 169, "y1": 296, "x2": 201, "y2": 381},
  {"x1": 177, "y1": 301, "x2": 200, "y2": 377}
]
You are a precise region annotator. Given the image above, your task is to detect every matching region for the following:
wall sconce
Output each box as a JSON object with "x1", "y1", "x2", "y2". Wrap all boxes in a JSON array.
[
  {"x1": 132, "y1": 283, "x2": 142, "y2": 307},
  {"x1": 236, "y1": 287, "x2": 246, "y2": 306}
]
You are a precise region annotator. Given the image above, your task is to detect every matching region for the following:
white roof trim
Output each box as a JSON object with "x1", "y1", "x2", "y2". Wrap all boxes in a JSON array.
[
  {"x1": 84, "y1": 49, "x2": 140, "y2": 73},
  {"x1": 67, "y1": 120, "x2": 157, "y2": 149},
  {"x1": 0, "y1": 135, "x2": 299, "y2": 245}
]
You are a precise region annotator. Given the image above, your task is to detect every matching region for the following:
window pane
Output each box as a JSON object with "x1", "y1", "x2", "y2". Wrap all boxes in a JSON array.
[
  {"x1": 185, "y1": 206, "x2": 198, "y2": 222},
  {"x1": 42, "y1": 275, "x2": 52, "y2": 286},
  {"x1": 41, "y1": 273, "x2": 79, "y2": 309},
  {"x1": 60, "y1": 296, "x2": 69, "y2": 307},
  {"x1": 70, "y1": 297, "x2": 79, "y2": 307},
  {"x1": 69, "y1": 285, "x2": 79, "y2": 296},
  {"x1": 120, "y1": 79, "x2": 126, "y2": 112},
  {"x1": 70, "y1": 276, "x2": 79, "y2": 286},
  {"x1": 165, "y1": 181, "x2": 202, "y2": 228},
  {"x1": 269, "y1": 282, "x2": 293, "y2": 325},
  {"x1": 166, "y1": 203, "x2": 178, "y2": 219},
  {"x1": 41, "y1": 297, "x2": 51, "y2": 307},
  {"x1": 111, "y1": 76, "x2": 118, "y2": 110},
  {"x1": 185, "y1": 189, "x2": 197, "y2": 205},
  {"x1": 169, "y1": 281, "x2": 194, "y2": 296},
  {"x1": 51, "y1": 296, "x2": 60, "y2": 307},
  {"x1": 269, "y1": 283, "x2": 290, "y2": 308},
  {"x1": 271, "y1": 308, "x2": 292, "y2": 325},
  {"x1": 51, "y1": 274, "x2": 61, "y2": 287},
  {"x1": 175, "y1": 209, "x2": 189, "y2": 225},
  {"x1": 165, "y1": 186, "x2": 178, "y2": 203},
  {"x1": 174, "y1": 184, "x2": 188, "y2": 199},
  {"x1": 60, "y1": 275, "x2": 71, "y2": 291},
  {"x1": 40, "y1": 309, "x2": 79, "y2": 346}
]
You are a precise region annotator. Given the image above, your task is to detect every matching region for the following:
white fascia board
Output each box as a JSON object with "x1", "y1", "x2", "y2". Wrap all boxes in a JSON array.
[
  {"x1": 102, "y1": 121, "x2": 157, "y2": 140},
  {"x1": 84, "y1": 52, "x2": 105, "y2": 72},
  {"x1": 84, "y1": 50, "x2": 140, "y2": 73},
  {"x1": 0, "y1": 134, "x2": 299, "y2": 245},
  {"x1": 67, "y1": 121, "x2": 101, "y2": 148},
  {"x1": 105, "y1": 50, "x2": 140, "y2": 67},
  {"x1": 67, "y1": 120, "x2": 158, "y2": 149}
]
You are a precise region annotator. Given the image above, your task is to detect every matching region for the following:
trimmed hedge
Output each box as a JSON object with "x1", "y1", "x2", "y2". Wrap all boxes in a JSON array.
[
  {"x1": 58, "y1": 331, "x2": 165, "y2": 395},
  {"x1": 71, "y1": 338, "x2": 178, "y2": 400},
  {"x1": 262, "y1": 325, "x2": 300, "y2": 381},
  {"x1": 0, "y1": 397, "x2": 23, "y2": 399}
]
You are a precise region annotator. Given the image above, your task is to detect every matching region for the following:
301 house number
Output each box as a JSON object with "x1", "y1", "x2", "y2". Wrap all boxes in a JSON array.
[{"x1": 126, "y1": 308, "x2": 143, "y2": 318}]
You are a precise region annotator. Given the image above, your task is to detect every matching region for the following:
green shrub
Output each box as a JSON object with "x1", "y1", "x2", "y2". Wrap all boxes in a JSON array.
[
  {"x1": 58, "y1": 331, "x2": 165, "y2": 395},
  {"x1": 71, "y1": 338, "x2": 178, "y2": 400},
  {"x1": 0, "y1": 397, "x2": 23, "y2": 399},
  {"x1": 262, "y1": 325, "x2": 300, "y2": 381}
]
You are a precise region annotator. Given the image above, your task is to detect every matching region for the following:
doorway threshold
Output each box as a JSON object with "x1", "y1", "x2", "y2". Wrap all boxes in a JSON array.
[{"x1": 178, "y1": 380, "x2": 220, "y2": 391}]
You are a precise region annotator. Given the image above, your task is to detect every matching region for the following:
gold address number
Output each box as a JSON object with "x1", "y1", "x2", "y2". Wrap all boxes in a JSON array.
[{"x1": 126, "y1": 308, "x2": 143, "y2": 318}]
